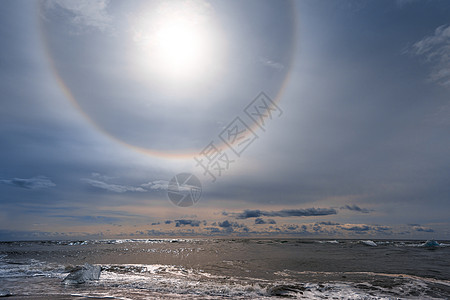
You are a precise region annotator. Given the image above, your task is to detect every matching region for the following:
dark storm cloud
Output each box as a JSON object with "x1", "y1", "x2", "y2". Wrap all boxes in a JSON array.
[
  {"x1": 415, "y1": 227, "x2": 434, "y2": 233},
  {"x1": 174, "y1": 220, "x2": 201, "y2": 227},
  {"x1": 217, "y1": 220, "x2": 247, "y2": 229},
  {"x1": 340, "y1": 205, "x2": 371, "y2": 213},
  {"x1": 0, "y1": 176, "x2": 56, "y2": 190},
  {"x1": 254, "y1": 218, "x2": 266, "y2": 224},
  {"x1": 254, "y1": 218, "x2": 276, "y2": 225},
  {"x1": 231, "y1": 208, "x2": 337, "y2": 219},
  {"x1": 318, "y1": 221, "x2": 340, "y2": 226},
  {"x1": 218, "y1": 220, "x2": 232, "y2": 228},
  {"x1": 205, "y1": 220, "x2": 249, "y2": 234}
]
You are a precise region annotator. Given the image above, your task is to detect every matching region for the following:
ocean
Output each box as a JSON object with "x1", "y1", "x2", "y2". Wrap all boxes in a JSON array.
[{"x1": 0, "y1": 238, "x2": 449, "y2": 299}]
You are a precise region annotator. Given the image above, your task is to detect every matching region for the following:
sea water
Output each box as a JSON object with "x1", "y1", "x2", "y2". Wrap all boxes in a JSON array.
[{"x1": 0, "y1": 238, "x2": 449, "y2": 299}]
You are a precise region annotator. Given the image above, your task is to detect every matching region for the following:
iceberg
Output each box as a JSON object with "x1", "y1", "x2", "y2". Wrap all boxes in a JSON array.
[
  {"x1": 63, "y1": 263, "x2": 101, "y2": 284},
  {"x1": 360, "y1": 240, "x2": 377, "y2": 247},
  {"x1": 420, "y1": 240, "x2": 440, "y2": 248}
]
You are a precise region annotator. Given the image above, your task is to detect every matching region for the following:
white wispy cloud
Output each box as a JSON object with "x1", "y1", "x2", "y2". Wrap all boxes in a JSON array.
[
  {"x1": 44, "y1": 0, "x2": 112, "y2": 32},
  {"x1": 141, "y1": 180, "x2": 169, "y2": 191},
  {"x1": 81, "y1": 175, "x2": 171, "y2": 193},
  {"x1": 91, "y1": 172, "x2": 115, "y2": 182},
  {"x1": 82, "y1": 178, "x2": 146, "y2": 193},
  {"x1": 408, "y1": 24, "x2": 450, "y2": 86},
  {"x1": 0, "y1": 176, "x2": 56, "y2": 189},
  {"x1": 260, "y1": 57, "x2": 285, "y2": 70}
]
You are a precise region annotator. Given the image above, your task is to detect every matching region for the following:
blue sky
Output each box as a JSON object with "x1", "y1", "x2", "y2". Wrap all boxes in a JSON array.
[{"x1": 0, "y1": 0, "x2": 449, "y2": 241}]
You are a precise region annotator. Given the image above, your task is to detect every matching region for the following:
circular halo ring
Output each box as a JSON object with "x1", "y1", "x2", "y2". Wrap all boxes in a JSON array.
[{"x1": 37, "y1": 1, "x2": 298, "y2": 160}]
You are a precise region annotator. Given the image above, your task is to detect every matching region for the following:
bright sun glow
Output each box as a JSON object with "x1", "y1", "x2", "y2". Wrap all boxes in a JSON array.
[
  {"x1": 130, "y1": 0, "x2": 222, "y2": 90},
  {"x1": 154, "y1": 17, "x2": 207, "y2": 74}
]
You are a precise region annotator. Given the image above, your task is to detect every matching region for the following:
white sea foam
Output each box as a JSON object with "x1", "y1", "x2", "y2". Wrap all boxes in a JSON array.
[
  {"x1": 1, "y1": 259, "x2": 448, "y2": 299},
  {"x1": 317, "y1": 240, "x2": 339, "y2": 244}
]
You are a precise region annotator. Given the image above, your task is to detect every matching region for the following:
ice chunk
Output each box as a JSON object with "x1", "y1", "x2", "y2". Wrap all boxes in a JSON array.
[
  {"x1": 0, "y1": 289, "x2": 11, "y2": 297},
  {"x1": 360, "y1": 240, "x2": 377, "y2": 247},
  {"x1": 63, "y1": 263, "x2": 101, "y2": 284},
  {"x1": 267, "y1": 284, "x2": 305, "y2": 296},
  {"x1": 420, "y1": 240, "x2": 440, "y2": 247}
]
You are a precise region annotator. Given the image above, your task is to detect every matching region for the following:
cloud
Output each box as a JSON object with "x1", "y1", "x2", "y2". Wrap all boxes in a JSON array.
[
  {"x1": 374, "y1": 226, "x2": 392, "y2": 232},
  {"x1": 285, "y1": 225, "x2": 297, "y2": 231},
  {"x1": 231, "y1": 208, "x2": 337, "y2": 219},
  {"x1": 408, "y1": 24, "x2": 450, "y2": 86},
  {"x1": 339, "y1": 224, "x2": 393, "y2": 234},
  {"x1": 340, "y1": 204, "x2": 371, "y2": 213},
  {"x1": 260, "y1": 57, "x2": 285, "y2": 70},
  {"x1": 415, "y1": 227, "x2": 434, "y2": 233},
  {"x1": 141, "y1": 180, "x2": 168, "y2": 190},
  {"x1": 254, "y1": 218, "x2": 276, "y2": 225},
  {"x1": 409, "y1": 224, "x2": 434, "y2": 233},
  {"x1": 234, "y1": 210, "x2": 262, "y2": 219},
  {"x1": 341, "y1": 225, "x2": 370, "y2": 232},
  {"x1": 318, "y1": 221, "x2": 340, "y2": 226},
  {"x1": 0, "y1": 176, "x2": 56, "y2": 189},
  {"x1": 91, "y1": 172, "x2": 114, "y2": 181},
  {"x1": 44, "y1": 0, "x2": 112, "y2": 32},
  {"x1": 217, "y1": 220, "x2": 248, "y2": 229},
  {"x1": 218, "y1": 220, "x2": 233, "y2": 228},
  {"x1": 254, "y1": 218, "x2": 266, "y2": 224},
  {"x1": 204, "y1": 227, "x2": 222, "y2": 233},
  {"x1": 174, "y1": 219, "x2": 201, "y2": 227},
  {"x1": 81, "y1": 178, "x2": 146, "y2": 193}
]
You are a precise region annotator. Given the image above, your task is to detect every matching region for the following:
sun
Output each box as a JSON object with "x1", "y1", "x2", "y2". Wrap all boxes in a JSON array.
[
  {"x1": 154, "y1": 14, "x2": 207, "y2": 75},
  {"x1": 130, "y1": 0, "x2": 222, "y2": 90}
]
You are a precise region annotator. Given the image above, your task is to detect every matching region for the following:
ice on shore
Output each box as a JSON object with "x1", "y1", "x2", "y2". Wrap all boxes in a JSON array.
[
  {"x1": 0, "y1": 289, "x2": 11, "y2": 297},
  {"x1": 63, "y1": 263, "x2": 101, "y2": 284}
]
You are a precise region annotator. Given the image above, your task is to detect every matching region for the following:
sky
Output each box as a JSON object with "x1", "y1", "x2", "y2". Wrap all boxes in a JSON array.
[{"x1": 0, "y1": 0, "x2": 449, "y2": 241}]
